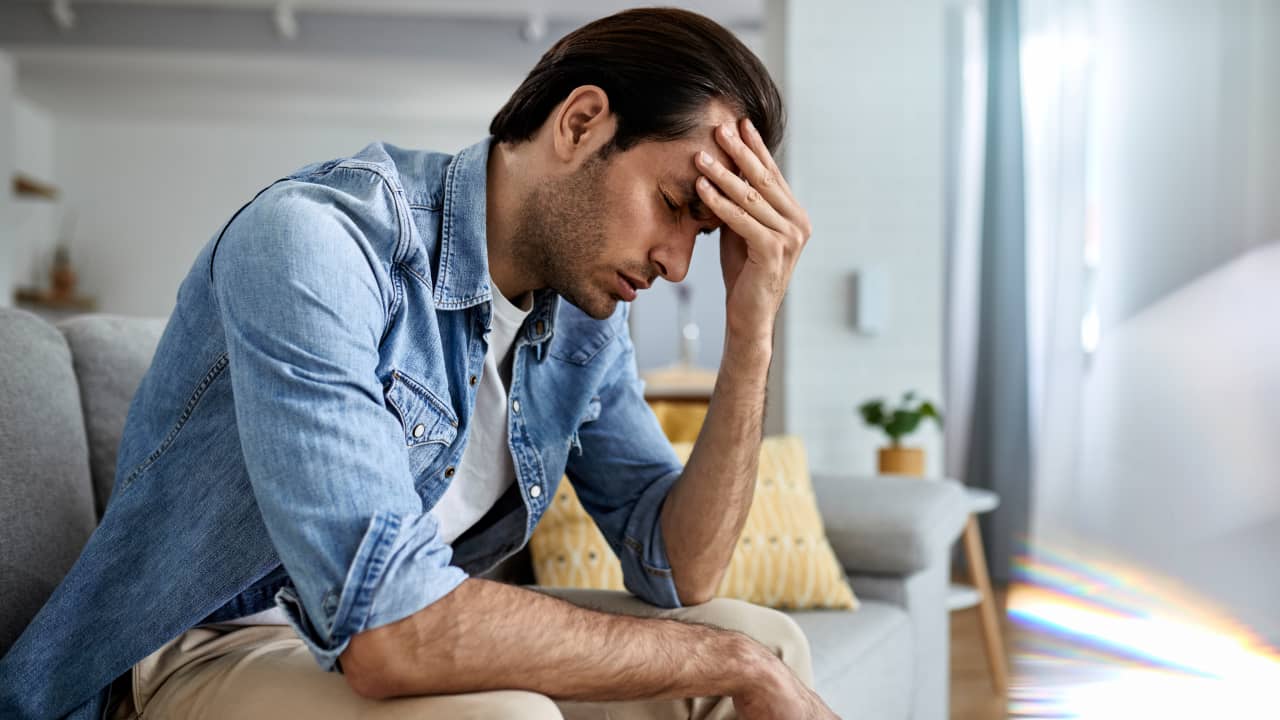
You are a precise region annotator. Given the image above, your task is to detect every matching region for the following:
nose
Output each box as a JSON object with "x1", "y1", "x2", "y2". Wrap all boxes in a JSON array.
[{"x1": 650, "y1": 231, "x2": 696, "y2": 284}]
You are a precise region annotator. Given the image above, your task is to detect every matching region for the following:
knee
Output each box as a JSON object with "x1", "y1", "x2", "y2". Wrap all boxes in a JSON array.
[
  {"x1": 389, "y1": 690, "x2": 561, "y2": 720},
  {"x1": 512, "y1": 692, "x2": 564, "y2": 720},
  {"x1": 457, "y1": 691, "x2": 563, "y2": 720}
]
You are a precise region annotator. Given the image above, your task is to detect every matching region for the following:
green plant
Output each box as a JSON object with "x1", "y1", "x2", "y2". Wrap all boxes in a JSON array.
[{"x1": 857, "y1": 392, "x2": 943, "y2": 447}]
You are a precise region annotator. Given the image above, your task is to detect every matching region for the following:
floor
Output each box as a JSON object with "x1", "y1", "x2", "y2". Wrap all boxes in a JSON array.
[{"x1": 950, "y1": 586, "x2": 1015, "y2": 720}]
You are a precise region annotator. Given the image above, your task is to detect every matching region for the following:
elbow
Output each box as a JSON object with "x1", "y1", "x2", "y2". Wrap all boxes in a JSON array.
[
  {"x1": 678, "y1": 589, "x2": 716, "y2": 606},
  {"x1": 674, "y1": 576, "x2": 720, "y2": 607},
  {"x1": 670, "y1": 561, "x2": 727, "y2": 607},
  {"x1": 340, "y1": 631, "x2": 400, "y2": 700},
  {"x1": 680, "y1": 589, "x2": 711, "y2": 604}
]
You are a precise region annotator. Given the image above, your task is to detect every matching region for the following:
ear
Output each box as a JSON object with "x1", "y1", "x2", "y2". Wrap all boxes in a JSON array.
[{"x1": 550, "y1": 85, "x2": 616, "y2": 165}]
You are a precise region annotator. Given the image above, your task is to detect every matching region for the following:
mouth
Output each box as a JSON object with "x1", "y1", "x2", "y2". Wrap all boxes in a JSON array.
[{"x1": 615, "y1": 272, "x2": 650, "y2": 301}]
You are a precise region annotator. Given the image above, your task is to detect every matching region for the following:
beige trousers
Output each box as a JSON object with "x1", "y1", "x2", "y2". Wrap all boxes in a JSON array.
[{"x1": 114, "y1": 588, "x2": 813, "y2": 720}]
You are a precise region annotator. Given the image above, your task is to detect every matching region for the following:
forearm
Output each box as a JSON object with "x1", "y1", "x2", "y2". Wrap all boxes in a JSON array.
[
  {"x1": 661, "y1": 334, "x2": 772, "y2": 603},
  {"x1": 340, "y1": 577, "x2": 780, "y2": 701}
]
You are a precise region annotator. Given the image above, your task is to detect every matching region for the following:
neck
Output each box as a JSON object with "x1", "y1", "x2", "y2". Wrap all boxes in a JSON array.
[{"x1": 486, "y1": 141, "x2": 538, "y2": 303}]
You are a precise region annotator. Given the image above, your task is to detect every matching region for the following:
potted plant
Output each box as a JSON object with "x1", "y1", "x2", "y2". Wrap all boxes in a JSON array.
[{"x1": 857, "y1": 392, "x2": 943, "y2": 476}]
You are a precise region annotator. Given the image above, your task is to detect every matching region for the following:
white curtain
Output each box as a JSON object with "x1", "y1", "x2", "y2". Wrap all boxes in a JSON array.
[
  {"x1": 1018, "y1": 0, "x2": 1095, "y2": 547},
  {"x1": 942, "y1": 0, "x2": 987, "y2": 487},
  {"x1": 944, "y1": 0, "x2": 1095, "y2": 577}
]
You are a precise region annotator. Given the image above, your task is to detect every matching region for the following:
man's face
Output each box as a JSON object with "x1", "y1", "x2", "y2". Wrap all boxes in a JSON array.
[{"x1": 513, "y1": 103, "x2": 740, "y2": 319}]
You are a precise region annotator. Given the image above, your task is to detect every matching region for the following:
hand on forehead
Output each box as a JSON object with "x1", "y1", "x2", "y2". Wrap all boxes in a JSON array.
[{"x1": 693, "y1": 112, "x2": 744, "y2": 175}]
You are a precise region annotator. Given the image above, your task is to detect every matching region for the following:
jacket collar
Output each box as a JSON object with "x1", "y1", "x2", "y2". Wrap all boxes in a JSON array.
[
  {"x1": 435, "y1": 137, "x2": 493, "y2": 310},
  {"x1": 436, "y1": 137, "x2": 560, "y2": 347}
]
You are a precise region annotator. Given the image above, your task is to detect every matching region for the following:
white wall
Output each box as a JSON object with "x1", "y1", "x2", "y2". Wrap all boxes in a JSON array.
[
  {"x1": 1092, "y1": 0, "x2": 1280, "y2": 330},
  {"x1": 0, "y1": 51, "x2": 15, "y2": 309},
  {"x1": 1075, "y1": 243, "x2": 1280, "y2": 559},
  {"x1": 15, "y1": 45, "x2": 748, "y2": 370},
  {"x1": 772, "y1": 0, "x2": 946, "y2": 476},
  {"x1": 53, "y1": 114, "x2": 481, "y2": 317},
  {"x1": 1062, "y1": 0, "x2": 1280, "y2": 547},
  {"x1": 11, "y1": 50, "x2": 500, "y2": 318},
  {"x1": 1028, "y1": 0, "x2": 1280, "y2": 644},
  {"x1": 1246, "y1": 0, "x2": 1280, "y2": 246},
  {"x1": 11, "y1": 96, "x2": 57, "y2": 294}
]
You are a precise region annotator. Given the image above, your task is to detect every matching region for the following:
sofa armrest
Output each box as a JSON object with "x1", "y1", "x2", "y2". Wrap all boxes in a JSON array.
[{"x1": 811, "y1": 474, "x2": 969, "y2": 576}]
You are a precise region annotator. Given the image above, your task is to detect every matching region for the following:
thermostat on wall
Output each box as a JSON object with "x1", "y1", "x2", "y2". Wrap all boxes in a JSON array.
[{"x1": 849, "y1": 268, "x2": 888, "y2": 335}]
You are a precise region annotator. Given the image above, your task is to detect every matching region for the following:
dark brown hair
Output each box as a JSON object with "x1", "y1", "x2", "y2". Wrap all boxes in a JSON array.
[{"x1": 490, "y1": 7, "x2": 785, "y2": 154}]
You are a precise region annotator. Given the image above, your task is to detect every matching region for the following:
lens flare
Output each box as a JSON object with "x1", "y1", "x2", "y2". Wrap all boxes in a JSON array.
[{"x1": 1005, "y1": 543, "x2": 1280, "y2": 718}]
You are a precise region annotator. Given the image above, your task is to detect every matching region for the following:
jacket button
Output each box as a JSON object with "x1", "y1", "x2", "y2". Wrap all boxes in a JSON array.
[
  {"x1": 469, "y1": 375, "x2": 478, "y2": 387},
  {"x1": 535, "y1": 320, "x2": 546, "y2": 335},
  {"x1": 445, "y1": 466, "x2": 456, "y2": 478},
  {"x1": 529, "y1": 485, "x2": 542, "y2": 498},
  {"x1": 512, "y1": 399, "x2": 521, "y2": 413},
  {"x1": 412, "y1": 424, "x2": 425, "y2": 438}
]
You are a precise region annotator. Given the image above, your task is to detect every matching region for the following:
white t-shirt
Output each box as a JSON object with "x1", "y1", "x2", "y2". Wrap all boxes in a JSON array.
[
  {"x1": 432, "y1": 282, "x2": 530, "y2": 544},
  {"x1": 213, "y1": 281, "x2": 530, "y2": 627}
]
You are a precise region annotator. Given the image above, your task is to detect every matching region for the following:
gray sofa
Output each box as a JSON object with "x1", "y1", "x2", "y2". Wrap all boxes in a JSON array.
[{"x1": 0, "y1": 307, "x2": 969, "y2": 719}]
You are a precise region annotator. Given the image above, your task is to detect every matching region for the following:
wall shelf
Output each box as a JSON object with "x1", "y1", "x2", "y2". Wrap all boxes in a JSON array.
[
  {"x1": 14, "y1": 287, "x2": 97, "y2": 313},
  {"x1": 13, "y1": 174, "x2": 59, "y2": 200}
]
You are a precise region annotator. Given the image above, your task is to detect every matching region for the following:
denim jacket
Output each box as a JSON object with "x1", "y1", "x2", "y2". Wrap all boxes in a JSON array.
[{"x1": 0, "y1": 138, "x2": 685, "y2": 720}]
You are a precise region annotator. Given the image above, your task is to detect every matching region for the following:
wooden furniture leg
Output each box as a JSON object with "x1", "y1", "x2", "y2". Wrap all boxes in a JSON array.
[{"x1": 962, "y1": 514, "x2": 1009, "y2": 693}]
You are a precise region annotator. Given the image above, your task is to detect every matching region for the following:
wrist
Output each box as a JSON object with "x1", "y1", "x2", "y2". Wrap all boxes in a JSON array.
[
  {"x1": 721, "y1": 334, "x2": 773, "y2": 370},
  {"x1": 720, "y1": 634, "x2": 787, "y2": 697},
  {"x1": 724, "y1": 318, "x2": 775, "y2": 349}
]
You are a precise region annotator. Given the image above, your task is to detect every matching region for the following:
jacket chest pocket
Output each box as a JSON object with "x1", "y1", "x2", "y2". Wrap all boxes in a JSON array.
[{"x1": 385, "y1": 370, "x2": 459, "y2": 452}]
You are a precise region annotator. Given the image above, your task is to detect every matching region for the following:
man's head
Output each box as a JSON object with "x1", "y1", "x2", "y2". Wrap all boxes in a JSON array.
[{"x1": 488, "y1": 7, "x2": 784, "y2": 319}]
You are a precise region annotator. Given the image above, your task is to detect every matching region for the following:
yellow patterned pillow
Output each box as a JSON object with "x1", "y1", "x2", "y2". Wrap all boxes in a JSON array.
[{"x1": 530, "y1": 435, "x2": 858, "y2": 610}]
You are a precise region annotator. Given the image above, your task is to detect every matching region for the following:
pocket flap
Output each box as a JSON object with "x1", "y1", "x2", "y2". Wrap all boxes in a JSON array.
[{"x1": 385, "y1": 370, "x2": 459, "y2": 448}]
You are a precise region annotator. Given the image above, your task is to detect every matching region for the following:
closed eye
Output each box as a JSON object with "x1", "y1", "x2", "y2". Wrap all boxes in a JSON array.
[{"x1": 663, "y1": 188, "x2": 718, "y2": 236}]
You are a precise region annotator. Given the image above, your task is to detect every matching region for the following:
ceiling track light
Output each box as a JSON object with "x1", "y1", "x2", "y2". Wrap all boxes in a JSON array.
[
  {"x1": 274, "y1": 2, "x2": 299, "y2": 40},
  {"x1": 520, "y1": 13, "x2": 547, "y2": 44},
  {"x1": 49, "y1": 0, "x2": 76, "y2": 32}
]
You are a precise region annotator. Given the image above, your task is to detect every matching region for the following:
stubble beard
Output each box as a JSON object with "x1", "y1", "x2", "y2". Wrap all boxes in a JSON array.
[{"x1": 510, "y1": 155, "x2": 620, "y2": 320}]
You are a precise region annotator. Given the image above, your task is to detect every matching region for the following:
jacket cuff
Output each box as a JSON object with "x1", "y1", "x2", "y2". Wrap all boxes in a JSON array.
[
  {"x1": 620, "y1": 468, "x2": 684, "y2": 609},
  {"x1": 276, "y1": 511, "x2": 469, "y2": 671}
]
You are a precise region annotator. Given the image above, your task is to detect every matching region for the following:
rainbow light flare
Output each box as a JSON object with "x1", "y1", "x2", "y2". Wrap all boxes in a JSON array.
[{"x1": 1005, "y1": 543, "x2": 1280, "y2": 719}]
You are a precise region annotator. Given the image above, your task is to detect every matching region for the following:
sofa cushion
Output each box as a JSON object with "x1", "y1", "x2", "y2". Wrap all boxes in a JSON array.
[
  {"x1": 531, "y1": 436, "x2": 858, "y2": 609},
  {"x1": 57, "y1": 315, "x2": 167, "y2": 517},
  {"x1": 790, "y1": 600, "x2": 913, "y2": 720},
  {"x1": 0, "y1": 309, "x2": 98, "y2": 655},
  {"x1": 812, "y1": 473, "x2": 969, "y2": 575}
]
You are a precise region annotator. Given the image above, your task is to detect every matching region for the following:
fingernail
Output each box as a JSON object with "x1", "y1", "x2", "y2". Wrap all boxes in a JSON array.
[
  {"x1": 698, "y1": 151, "x2": 713, "y2": 166},
  {"x1": 721, "y1": 124, "x2": 736, "y2": 139},
  {"x1": 697, "y1": 177, "x2": 710, "y2": 190},
  {"x1": 745, "y1": 117, "x2": 757, "y2": 134}
]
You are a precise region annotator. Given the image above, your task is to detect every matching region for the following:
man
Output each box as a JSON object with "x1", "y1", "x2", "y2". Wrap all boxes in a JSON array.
[{"x1": 0, "y1": 8, "x2": 830, "y2": 719}]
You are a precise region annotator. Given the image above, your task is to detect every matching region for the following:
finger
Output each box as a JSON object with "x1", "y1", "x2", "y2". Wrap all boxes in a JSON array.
[
  {"x1": 714, "y1": 122, "x2": 798, "y2": 218},
  {"x1": 738, "y1": 118, "x2": 812, "y2": 239},
  {"x1": 696, "y1": 175, "x2": 778, "y2": 257},
  {"x1": 695, "y1": 150, "x2": 789, "y2": 233},
  {"x1": 739, "y1": 117, "x2": 794, "y2": 196}
]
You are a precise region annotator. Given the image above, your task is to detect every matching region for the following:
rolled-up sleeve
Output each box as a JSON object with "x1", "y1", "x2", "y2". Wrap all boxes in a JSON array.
[
  {"x1": 210, "y1": 172, "x2": 466, "y2": 671},
  {"x1": 564, "y1": 314, "x2": 684, "y2": 609}
]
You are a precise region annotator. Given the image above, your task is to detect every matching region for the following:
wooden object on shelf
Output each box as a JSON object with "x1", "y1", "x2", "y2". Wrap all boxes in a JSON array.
[
  {"x1": 641, "y1": 364, "x2": 717, "y2": 444},
  {"x1": 641, "y1": 364, "x2": 717, "y2": 402},
  {"x1": 14, "y1": 287, "x2": 98, "y2": 313},
  {"x1": 878, "y1": 446, "x2": 927, "y2": 475},
  {"x1": 13, "y1": 174, "x2": 59, "y2": 200}
]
